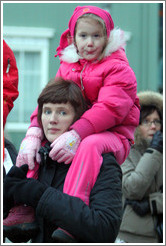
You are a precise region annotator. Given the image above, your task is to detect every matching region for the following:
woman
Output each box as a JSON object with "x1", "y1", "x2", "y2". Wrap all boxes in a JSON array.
[
  {"x1": 118, "y1": 91, "x2": 163, "y2": 243},
  {"x1": 3, "y1": 78, "x2": 122, "y2": 243}
]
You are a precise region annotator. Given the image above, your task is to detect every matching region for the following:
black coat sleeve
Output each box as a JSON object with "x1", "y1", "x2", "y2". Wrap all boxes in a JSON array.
[{"x1": 36, "y1": 153, "x2": 122, "y2": 243}]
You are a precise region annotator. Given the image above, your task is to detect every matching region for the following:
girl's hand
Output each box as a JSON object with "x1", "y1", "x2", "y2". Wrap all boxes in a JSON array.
[
  {"x1": 16, "y1": 127, "x2": 43, "y2": 170},
  {"x1": 49, "y1": 130, "x2": 81, "y2": 164}
]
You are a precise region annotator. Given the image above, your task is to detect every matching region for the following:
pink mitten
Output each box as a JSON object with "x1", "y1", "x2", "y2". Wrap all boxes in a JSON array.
[
  {"x1": 16, "y1": 127, "x2": 43, "y2": 170},
  {"x1": 49, "y1": 130, "x2": 81, "y2": 164}
]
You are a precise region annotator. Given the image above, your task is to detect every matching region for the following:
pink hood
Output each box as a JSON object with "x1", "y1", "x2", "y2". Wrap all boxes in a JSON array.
[{"x1": 68, "y1": 5, "x2": 114, "y2": 38}]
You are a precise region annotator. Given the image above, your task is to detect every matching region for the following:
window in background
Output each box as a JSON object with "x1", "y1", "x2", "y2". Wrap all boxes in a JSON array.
[{"x1": 3, "y1": 26, "x2": 55, "y2": 150}]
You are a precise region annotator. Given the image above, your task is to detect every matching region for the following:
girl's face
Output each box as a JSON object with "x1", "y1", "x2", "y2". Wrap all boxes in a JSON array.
[
  {"x1": 41, "y1": 102, "x2": 76, "y2": 143},
  {"x1": 75, "y1": 18, "x2": 107, "y2": 61},
  {"x1": 139, "y1": 110, "x2": 161, "y2": 141}
]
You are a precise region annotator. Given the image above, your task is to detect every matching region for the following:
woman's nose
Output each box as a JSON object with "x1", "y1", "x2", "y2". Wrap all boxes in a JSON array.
[
  {"x1": 50, "y1": 113, "x2": 58, "y2": 123},
  {"x1": 150, "y1": 122, "x2": 157, "y2": 128}
]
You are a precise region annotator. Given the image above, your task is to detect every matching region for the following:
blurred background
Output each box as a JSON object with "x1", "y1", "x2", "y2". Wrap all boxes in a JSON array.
[{"x1": 3, "y1": 2, "x2": 163, "y2": 151}]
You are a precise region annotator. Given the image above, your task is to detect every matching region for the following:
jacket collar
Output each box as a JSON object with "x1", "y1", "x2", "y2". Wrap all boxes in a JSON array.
[{"x1": 60, "y1": 28, "x2": 130, "y2": 63}]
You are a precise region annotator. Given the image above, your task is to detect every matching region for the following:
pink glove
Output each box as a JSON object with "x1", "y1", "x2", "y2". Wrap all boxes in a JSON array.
[
  {"x1": 49, "y1": 130, "x2": 81, "y2": 164},
  {"x1": 16, "y1": 127, "x2": 43, "y2": 170}
]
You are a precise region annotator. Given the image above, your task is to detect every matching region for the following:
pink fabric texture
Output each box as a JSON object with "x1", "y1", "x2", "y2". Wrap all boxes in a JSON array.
[
  {"x1": 56, "y1": 49, "x2": 140, "y2": 142},
  {"x1": 16, "y1": 127, "x2": 43, "y2": 170},
  {"x1": 26, "y1": 163, "x2": 39, "y2": 179},
  {"x1": 25, "y1": 131, "x2": 129, "y2": 206},
  {"x1": 63, "y1": 132, "x2": 130, "y2": 205},
  {"x1": 49, "y1": 130, "x2": 81, "y2": 164},
  {"x1": 30, "y1": 106, "x2": 39, "y2": 127},
  {"x1": 68, "y1": 5, "x2": 114, "y2": 38}
]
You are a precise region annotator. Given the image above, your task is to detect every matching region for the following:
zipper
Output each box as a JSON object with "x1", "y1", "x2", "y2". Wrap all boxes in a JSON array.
[
  {"x1": 80, "y1": 63, "x2": 87, "y2": 91},
  {"x1": 79, "y1": 63, "x2": 91, "y2": 106},
  {"x1": 44, "y1": 152, "x2": 47, "y2": 166},
  {"x1": 6, "y1": 58, "x2": 10, "y2": 74}
]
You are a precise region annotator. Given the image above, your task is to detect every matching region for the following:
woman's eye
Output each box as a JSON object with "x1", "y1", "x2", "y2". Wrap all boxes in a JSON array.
[
  {"x1": 59, "y1": 111, "x2": 67, "y2": 116},
  {"x1": 44, "y1": 109, "x2": 51, "y2": 115},
  {"x1": 94, "y1": 34, "x2": 100, "y2": 38}
]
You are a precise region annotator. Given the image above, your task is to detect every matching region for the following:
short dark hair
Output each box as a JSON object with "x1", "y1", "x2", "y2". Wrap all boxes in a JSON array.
[
  {"x1": 140, "y1": 105, "x2": 163, "y2": 132},
  {"x1": 37, "y1": 77, "x2": 87, "y2": 127}
]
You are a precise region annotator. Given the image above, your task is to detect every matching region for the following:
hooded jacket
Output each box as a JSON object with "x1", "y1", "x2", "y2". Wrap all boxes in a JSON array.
[
  {"x1": 30, "y1": 15, "x2": 140, "y2": 143},
  {"x1": 55, "y1": 28, "x2": 140, "y2": 141},
  {"x1": 118, "y1": 91, "x2": 163, "y2": 243}
]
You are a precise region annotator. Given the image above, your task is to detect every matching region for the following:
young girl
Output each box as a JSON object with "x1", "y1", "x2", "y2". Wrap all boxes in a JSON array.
[{"x1": 5, "y1": 5, "x2": 140, "y2": 242}]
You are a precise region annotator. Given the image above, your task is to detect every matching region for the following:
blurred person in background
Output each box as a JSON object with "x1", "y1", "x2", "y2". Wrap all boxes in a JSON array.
[{"x1": 118, "y1": 91, "x2": 163, "y2": 243}]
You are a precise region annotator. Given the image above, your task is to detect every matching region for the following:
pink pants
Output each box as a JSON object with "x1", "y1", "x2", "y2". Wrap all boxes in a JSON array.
[{"x1": 27, "y1": 132, "x2": 130, "y2": 205}]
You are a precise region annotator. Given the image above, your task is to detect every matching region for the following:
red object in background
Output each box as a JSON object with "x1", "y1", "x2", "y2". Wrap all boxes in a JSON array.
[
  {"x1": 3, "y1": 40, "x2": 19, "y2": 161},
  {"x1": 3, "y1": 40, "x2": 19, "y2": 128}
]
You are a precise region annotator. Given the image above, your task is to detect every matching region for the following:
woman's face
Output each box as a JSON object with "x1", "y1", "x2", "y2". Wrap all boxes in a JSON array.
[
  {"x1": 139, "y1": 110, "x2": 161, "y2": 141},
  {"x1": 41, "y1": 102, "x2": 76, "y2": 143},
  {"x1": 75, "y1": 18, "x2": 107, "y2": 61}
]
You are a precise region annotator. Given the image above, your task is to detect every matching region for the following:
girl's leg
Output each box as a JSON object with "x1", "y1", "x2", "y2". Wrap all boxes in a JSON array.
[
  {"x1": 26, "y1": 163, "x2": 39, "y2": 179},
  {"x1": 63, "y1": 131, "x2": 130, "y2": 205},
  {"x1": 3, "y1": 164, "x2": 39, "y2": 236}
]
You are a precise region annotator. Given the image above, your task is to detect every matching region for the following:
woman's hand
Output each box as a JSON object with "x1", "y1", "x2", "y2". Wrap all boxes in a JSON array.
[
  {"x1": 125, "y1": 198, "x2": 150, "y2": 216},
  {"x1": 150, "y1": 131, "x2": 163, "y2": 153},
  {"x1": 3, "y1": 164, "x2": 29, "y2": 218},
  {"x1": 3, "y1": 165, "x2": 47, "y2": 209}
]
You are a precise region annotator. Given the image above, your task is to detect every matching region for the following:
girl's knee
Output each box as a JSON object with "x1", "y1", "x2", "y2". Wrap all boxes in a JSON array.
[
  {"x1": 79, "y1": 135, "x2": 102, "y2": 152},
  {"x1": 81, "y1": 135, "x2": 97, "y2": 146}
]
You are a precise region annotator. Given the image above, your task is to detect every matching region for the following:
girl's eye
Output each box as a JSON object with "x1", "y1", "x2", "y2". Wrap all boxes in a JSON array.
[
  {"x1": 80, "y1": 34, "x2": 86, "y2": 38},
  {"x1": 94, "y1": 34, "x2": 100, "y2": 38}
]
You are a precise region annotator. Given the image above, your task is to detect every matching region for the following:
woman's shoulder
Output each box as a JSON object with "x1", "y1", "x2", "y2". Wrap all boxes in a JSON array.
[{"x1": 92, "y1": 153, "x2": 122, "y2": 191}]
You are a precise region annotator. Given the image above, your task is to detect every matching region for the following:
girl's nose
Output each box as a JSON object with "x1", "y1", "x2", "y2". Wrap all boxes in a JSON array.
[{"x1": 87, "y1": 37, "x2": 93, "y2": 46}]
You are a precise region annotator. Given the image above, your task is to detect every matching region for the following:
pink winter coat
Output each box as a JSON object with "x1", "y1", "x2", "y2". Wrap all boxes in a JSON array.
[{"x1": 31, "y1": 29, "x2": 140, "y2": 142}]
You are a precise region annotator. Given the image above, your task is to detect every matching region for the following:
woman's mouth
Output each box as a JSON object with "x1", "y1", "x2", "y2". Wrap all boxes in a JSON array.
[{"x1": 48, "y1": 128, "x2": 60, "y2": 133}]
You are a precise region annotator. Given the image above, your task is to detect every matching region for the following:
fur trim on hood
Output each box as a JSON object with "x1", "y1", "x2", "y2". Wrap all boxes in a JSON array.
[
  {"x1": 60, "y1": 28, "x2": 131, "y2": 63},
  {"x1": 134, "y1": 127, "x2": 151, "y2": 154},
  {"x1": 138, "y1": 91, "x2": 163, "y2": 118}
]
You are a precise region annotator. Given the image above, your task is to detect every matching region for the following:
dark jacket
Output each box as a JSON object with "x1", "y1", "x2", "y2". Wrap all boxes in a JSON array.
[
  {"x1": 31, "y1": 143, "x2": 122, "y2": 243},
  {"x1": 3, "y1": 138, "x2": 17, "y2": 178}
]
